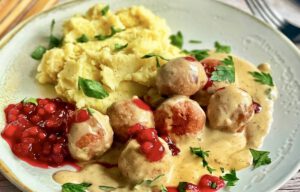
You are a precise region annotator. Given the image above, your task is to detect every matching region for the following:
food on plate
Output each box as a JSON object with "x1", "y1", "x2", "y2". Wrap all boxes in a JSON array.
[
  {"x1": 68, "y1": 109, "x2": 113, "y2": 161},
  {"x1": 35, "y1": 4, "x2": 182, "y2": 113},
  {"x1": 207, "y1": 86, "x2": 255, "y2": 132},
  {"x1": 156, "y1": 56, "x2": 208, "y2": 96},
  {"x1": 1, "y1": 3, "x2": 278, "y2": 192},
  {"x1": 107, "y1": 96, "x2": 154, "y2": 141},
  {"x1": 154, "y1": 95, "x2": 206, "y2": 136}
]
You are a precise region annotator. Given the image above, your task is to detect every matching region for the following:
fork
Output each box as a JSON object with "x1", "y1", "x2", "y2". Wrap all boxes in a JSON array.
[{"x1": 246, "y1": 0, "x2": 300, "y2": 43}]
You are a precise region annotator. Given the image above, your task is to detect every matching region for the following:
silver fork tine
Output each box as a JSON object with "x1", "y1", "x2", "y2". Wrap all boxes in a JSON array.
[
  {"x1": 255, "y1": 0, "x2": 285, "y2": 27},
  {"x1": 245, "y1": 0, "x2": 277, "y2": 28}
]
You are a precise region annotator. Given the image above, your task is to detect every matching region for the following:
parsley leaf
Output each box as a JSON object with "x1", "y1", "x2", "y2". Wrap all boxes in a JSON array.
[
  {"x1": 221, "y1": 170, "x2": 239, "y2": 186},
  {"x1": 170, "y1": 31, "x2": 183, "y2": 49},
  {"x1": 31, "y1": 46, "x2": 47, "y2": 60},
  {"x1": 98, "y1": 185, "x2": 116, "y2": 191},
  {"x1": 211, "y1": 56, "x2": 235, "y2": 83},
  {"x1": 62, "y1": 182, "x2": 92, "y2": 192},
  {"x1": 114, "y1": 43, "x2": 128, "y2": 51},
  {"x1": 87, "y1": 108, "x2": 95, "y2": 115},
  {"x1": 101, "y1": 5, "x2": 110, "y2": 16},
  {"x1": 250, "y1": 148, "x2": 271, "y2": 169},
  {"x1": 49, "y1": 19, "x2": 62, "y2": 48},
  {"x1": 76, "y1": 34, "x2": 89, "y2": 43},
  {"x1": 220, "y1": 167, "x2": 225, "y2": 173},
  {"x1": 214, "y1": 41, "x2": 231, "y2": 53},
  {"x1": 144, "y1": 174, "x2": 164, "y2": 185},
  {"x1": 249, "y1": 71, "x2": 274, "y2": 86},
  {"x1": 95, "y1": 26, "x2": 125, "y2": 41},
  {"x1": 141, "y1": 53, "x2": 169, "y2": 68},
  {"x1": 23, "y1": 98, "x2": 38, "y2": 105},
  {"x1": 183, "y1": 49, "x2": 209, "y2": 61},
  {"x1": 78, "y1": 77, "x2": 109, "y2": 99},
  {"x1": 161, "y1": 185, "x2": 168, "y2": 192},
  {"x1": 210, "y1": 182, "x2": 217, "y2": 189},
  {"x1": 190, "y1": 147, "x2": 215, "y2": 174},
  {"x1": 189, "y1": 40, "x2": 202, "y2": 44},
  {"x1": 177, "y1": 182, "x2": 187, "y2": 192}
]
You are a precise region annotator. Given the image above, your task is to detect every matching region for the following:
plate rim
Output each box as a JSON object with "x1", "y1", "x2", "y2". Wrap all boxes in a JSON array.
[{"x1": 0, "y1": 0, "x2": 299, "y2": 191}]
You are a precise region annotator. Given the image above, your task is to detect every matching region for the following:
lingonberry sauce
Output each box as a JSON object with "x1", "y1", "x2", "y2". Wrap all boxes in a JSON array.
[
  {"x1": 252, "y1": 101, "x2": 262, "y2": 113},
  {"x1": 132, "y1": 98, "x2": 152, "y2": 111},
  {"x1": 201, "y1": 59, "x2": 221, "y2": 90},
  {"x1": 160, "y1": 135, "x2": 180, "y2": 156},
  {"x1": 1, "y1": 98, "x2": 79, "y2": 168},
  {"x1": 128, "y1": 124, "x2": 165, "y2": 162}
]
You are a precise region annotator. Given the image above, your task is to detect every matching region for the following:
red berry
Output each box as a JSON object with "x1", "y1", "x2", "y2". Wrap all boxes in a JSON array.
[
  {"x1": 140, "y1": 141, "x2": 154, "y2": 154},
  {"x1": 127, "y1": 123, "x2": 144, "y2": 137},
  {"x1": 4, "y1": 104, "x2": 16, "y2": 114},
  {"x1": 137, "y1": 128, "x2": 157, "y2": 142},
  {"x1": 30, "y1": 115, "x2": 41, "y2": 124},
  {"x1": 53, "y1": 143, "x2": 63, "y2": 154},
  {"x1": 184, "y1": 56, "x2": 196, "y2": 62},
  {"x1": 198, "y1": 174, "x2": 225, "y2": 190},
  {"x1": 132, "y1": 98, "x2": 151, "y2": 111},
  {"x1": 7, "y1": 114, "x2": 17, "y2": 123},
  {"x1": 2, "y1": 124, "x2": 18, "y2": 137},
  {"x1": 37, "y1": 108, "x2": 46, "y2": 116},
  {"x1": 44, "y1": 103, "x2": 56, "y2": 114},
  {"x1": 21, "y1": 126, "x2": 39, "y2": 138},
  {"x1": 74, "y1": 109, "x2": 90, "y2": 123},
  {"x1": 23, "y1": 104, "x2": 36, "y2": 115}
]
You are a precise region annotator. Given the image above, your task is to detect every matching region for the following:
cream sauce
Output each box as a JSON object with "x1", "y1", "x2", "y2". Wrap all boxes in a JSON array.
[{"x1": 53, "y1": 53, "x2": 277, "y2": 191}]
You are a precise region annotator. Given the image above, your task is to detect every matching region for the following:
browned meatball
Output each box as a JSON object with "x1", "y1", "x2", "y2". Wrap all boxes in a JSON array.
[
  {"x1": 107, "y1": 96, "x2": 155, "y2": 141},
  {"x1": 68, "y1": 109, "x2": 113, "y2": 161},
  {"x1": 154, "y1": 96, "x2": 206, "y2": 136},
  {"x1": 207, "y1": 86, "x2": 255, "y2": 132},
  {"x1": 156, "y1": 57, "x2": 208, "y2": 96},
  {"x1": 118, "y1": 138, "x2": 172, "y2": 184}
]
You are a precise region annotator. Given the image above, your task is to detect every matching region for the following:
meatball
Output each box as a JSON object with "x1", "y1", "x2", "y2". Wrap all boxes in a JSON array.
[
  {"x1": 154, "y1": 96, "x2": 206, "y2": 136},
  {"x1": 107, "y1": 96, "x2": 155, "y2": 141},
  {"x1": 207, "y1": 86, "x2": 255, "y2": 132},
  {"x1": 68, "y1": 109, "x2": 113, "y2": 161},
  {"x1": 156, "y1": 57, "x2": 208, "y2": 96},
  {"x1": 118, "y1": 138, "x2": 172, "y2": 184}
]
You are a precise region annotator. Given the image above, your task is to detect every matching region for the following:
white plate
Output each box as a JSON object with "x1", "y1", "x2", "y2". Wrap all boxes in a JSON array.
[{"x1": 0, "y1": 0, "x2": 300, "y2": 191}]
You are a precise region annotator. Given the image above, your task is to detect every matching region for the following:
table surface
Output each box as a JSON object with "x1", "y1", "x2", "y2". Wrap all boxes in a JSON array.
[{"x1": 0, "y1": 0, "x2": 299, "y2": 191}]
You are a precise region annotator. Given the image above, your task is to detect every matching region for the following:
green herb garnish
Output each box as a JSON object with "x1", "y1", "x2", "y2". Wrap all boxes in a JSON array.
[
  {"x1": 211, "y1": 56, "x2": 235, "y2": 83},
  {"x1": 87, "y1": 108, "x2": 95, "y2": 115},
  {"x1": 49, "y1": 19, "x2": 62, "y2": 48},
  {"x1": 98, "y1": 185, "x2": 116, "y2": 191},
  {"x1": 220, "y1": 167, "x2": 225, "y2": 173},
  {"x1": 161, "y1": 185, "x2": 168, "y2": 192},
  {"x1": 170, "y1": 31, "x2": 183, "y2": 49},
  {"x1": 144, "y1": 174, "x2": 164, "y2": 185},
  {"x1": 76, "y1": 34, "x2": 89, "y2": 43},
  {"x1": 177, "y1": 182, "x2": 187, "y2": 192},
  {"x1": 23, "y1": 98, "x2": 38, "y2": 105},
  {"x1": 249, "y1": 71, "x2": 274, "y2": 86},
  {"x1": 250, "y1": 148, "x2": 271, "y2": 169},
  {"x1": 214, "y1": 41, "x2": 231, "y2": 53},
  {"x1": 101, "y1": 5, "x2": 110, "y2": 16},
  {"x1": 210, "y1": 182, "x2": 217, "y2": 189},
  {"x1": 141, "y1": 53, "x2": 169, "y2": 68},
  {"x1": 183, "y1": 49, "x2": 209, "y2": 61},
  {"x1": 221, "y1": 170, "x2": 239, "y2": 186},
  {"x1": 190, "y1": 147, "x2": 215, "y2": 174},
  {"x1": 95, "y1": 26, "x2": 125, "y2": 41},
  {"x1": 78, "y1": 77, "x2": 109, "y2": 99},
  {"x1": 62, "y1": 182, "x2": 92, "y2": 192},
  {"x1": 31, "y1": 46, "x2": 47, "y2": 60},
  {"x1": 189, "y1": 40, "x2": 202, "y2": 44},
  {"x1": 114, "y1": 43, "x2": 128, "y2": 51}
]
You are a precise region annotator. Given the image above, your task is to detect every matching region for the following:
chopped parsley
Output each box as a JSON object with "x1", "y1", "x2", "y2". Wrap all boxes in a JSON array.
[
  {"x1": 95, "y1": 26, "x2": 125, "y2": 41},
  {"x1": 101, "y1": 5, "x2": 110, "y2": 16},
  {"x1": 182, "y1": 49, "x2": 209, "y2": 61},
  {"x1": 220, "y1": 167, "x2": 225, "y2": 173},
  {"x1": 190, "y1": 147, "x2": 215, "y2": 174},
  {"x1": 221, "y1": 170, "x2": 239, "y2": 186},
  {"x1": 144, "y1": 174, "x2": 165, "y2": 185},
  {"x1": 214, "y1": 41, "x2": 231, "y2": 53},
  {"x1": 76, "y1": 34, "x2": 89, "y2": 43},
  {"x1": 210, "y1": 182, "x2": 217, "y2": 189},
  {"x1": 170, "y1": 31, "x2": 183, "y2": 49},
  {"x1": 189, "y1": 40, "x2": 202, "y2": 44},
  {"x1": 78, "y1": 77, "x2": 109, "y2": 99},
  {"x1": 62, "y1": 182, "x2": 92, "y2": 192},
  {"x1": 98, "y1": 185, "x2": 116, "y2": 191},
  {"x1": 141, "y1": 53, "x2": 169, "y2": 68},
  {"x1": 178, "y1": 182, "x2": 187, "y2": 192},
  {"x1": 249, "y1": 71, "x2": 274, "y2": 86},
  {"x1": 23, "y1": 98, "x2": 38, "y2": 105},
  {"x1": 31, "y1": 46, "x2": 47, "y2": 60},
  {"x1": 87, "y1": 107, "x2": 95, "y2": 115},
  {"x1": 161, "y1": 185, "x2": 168, "y2": 192},
  {"x1": 114, "y1": 43, "x2": 128, "y2": 51},
  {"x1": 211, "y1": 56, "x2": 235, "y2": 83},
  {"x1": 250, "y1": 148, "x2": 271, "y2": 169},
  {"x1": 49, "y1": 19, "x2": 62, "y2": 49}
]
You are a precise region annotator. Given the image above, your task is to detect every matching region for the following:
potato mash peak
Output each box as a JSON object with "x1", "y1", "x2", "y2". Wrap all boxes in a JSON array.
[{"x1": 36, "y1": 4, "x2": 182, "y2": 113}]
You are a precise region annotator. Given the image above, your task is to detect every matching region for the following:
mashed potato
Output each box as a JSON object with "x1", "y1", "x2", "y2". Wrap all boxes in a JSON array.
[{"x1": 36, "y1": 5, "x2": 182, "y2": 113}]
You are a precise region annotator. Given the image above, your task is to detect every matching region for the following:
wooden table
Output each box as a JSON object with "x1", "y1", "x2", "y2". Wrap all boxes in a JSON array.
[{"x1": 0, "y1": 0, "x2": 299, "y2": 191}]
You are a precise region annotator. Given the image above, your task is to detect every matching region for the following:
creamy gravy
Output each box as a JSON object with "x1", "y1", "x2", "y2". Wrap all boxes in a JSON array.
[{"x1": 53, "y1": 53, "x2": 277, "y2": 191}]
